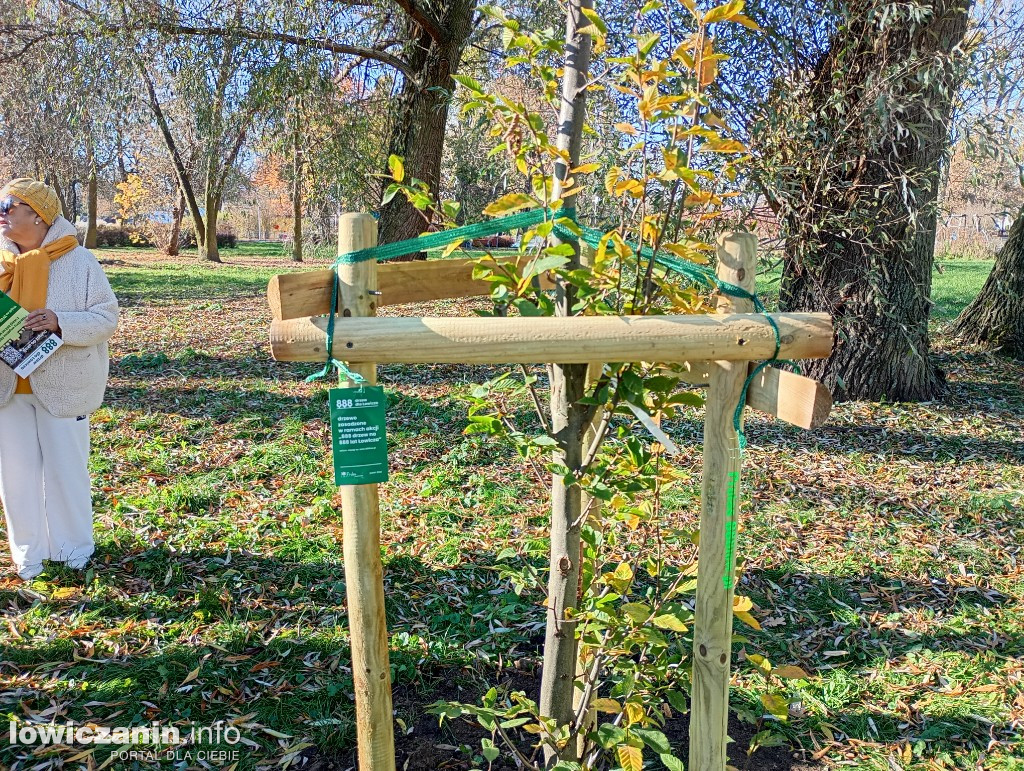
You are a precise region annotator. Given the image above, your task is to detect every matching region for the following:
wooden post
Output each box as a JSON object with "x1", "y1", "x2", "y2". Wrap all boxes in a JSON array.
[
  {"x1": 336, "y1": 213, "x2": 395, "y2": 771},
  {"x1": 690, "y1": 232, "x2": 757, "y2": 771}
]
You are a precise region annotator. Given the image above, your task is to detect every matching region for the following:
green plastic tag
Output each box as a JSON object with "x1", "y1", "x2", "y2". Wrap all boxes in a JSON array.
[{"x1": 330, "y1": 386, "x2": 389, "y2": 486}]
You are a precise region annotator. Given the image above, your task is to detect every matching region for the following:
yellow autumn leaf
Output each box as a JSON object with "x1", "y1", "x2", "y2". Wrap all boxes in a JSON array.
[
  {"x1": 181, "y1": 665, "x2": 201, "y2": 685},
  {"x1": 661, "y1": 242, "x2": 711, "y2": 264},
  {"x1": 591, "y1": 698, "x2": 622, "y2": 714},
  {"x1": 699, "y1": 55, "x2": 718, "y2": 87},
  {"x1": 387, "y1": 154, "x2": 404, "y2": 182},
  {"x1": 483, "y1": 192, "x2": 536, "y2": 216},
  {"x1": 615, "y1": 121, "x2": 639, "y2": 135},
  {"x1": 605, "y1": 165, "x2": 622, "y2": 196},
  {"x1": 625, "y1": 701, "x2": 645, "y2": 726},
  {"x1": 615, "y1": 178, "x2": 646, "y2": 198},
  {"x1": 652, "y1": 614, "x2": 689, "y2": 632},
  {"x1": 571, "y1": 162, "x2": 602, "y2": 174},
  {"x1": 704, "y1": 0, "x2": 745, "y2": 23},
  {"x1": 703, "y1": 111, "x2": 730, "y2": 130},
  {"x1": 733, "y1": 595, "x2": 753, "y2": 612},
  {"x1": 734, "y1": 610, "x2": 761, "y2": 630},
  {"x1": 704, "y1": 137, "x2": 748, "y2": 153},
  {"x1": 618, "y1": 744, "x2": 643, "y2": 771},
  {"x1": 760, "y1": 692, "x2": 789, "y2": 720}
]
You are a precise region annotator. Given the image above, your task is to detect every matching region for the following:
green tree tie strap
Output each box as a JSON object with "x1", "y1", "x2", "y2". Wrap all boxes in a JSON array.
[{"x1": 310, "y1": 207, "x2": 785, "y2": 447}]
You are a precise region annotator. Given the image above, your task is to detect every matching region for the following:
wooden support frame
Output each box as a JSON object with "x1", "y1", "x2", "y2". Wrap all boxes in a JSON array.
[{"x1": 268, "y1": 221, "x2": 834, "y2": 771}]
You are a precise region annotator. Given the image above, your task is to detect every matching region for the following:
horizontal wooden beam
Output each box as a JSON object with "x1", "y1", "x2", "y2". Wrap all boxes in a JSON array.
[
  {"x1": 268, "y1": 256, "x2": 554, "y2": 320},
  {"x1": 269, "y1": 313, "x2": 833, "y2": 364}
]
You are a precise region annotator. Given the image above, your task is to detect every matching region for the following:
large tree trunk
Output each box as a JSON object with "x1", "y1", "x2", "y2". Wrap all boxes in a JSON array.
[
  {"x1": 949, "y1": 206, "x2": 1024, "y2": 357},
  {"x1": 376, "y1": 0, "x2": 478, "y2": 254},
  {"x1": 776, "y1": 0, "x2": 970, "y2": 401}
]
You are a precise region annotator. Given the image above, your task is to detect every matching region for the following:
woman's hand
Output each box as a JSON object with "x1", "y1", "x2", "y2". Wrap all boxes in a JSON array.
[{"x1": 24, "y1": 309, "x2": 60, "y2": 333}]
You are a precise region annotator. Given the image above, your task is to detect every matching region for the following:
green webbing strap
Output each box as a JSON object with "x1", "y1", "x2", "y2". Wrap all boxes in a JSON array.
[
  {"x1": 334, "y1": 208, "x2": 552, "y2": 265},
  {"x1": 311, "y1": 207, "x2": 784, "y2": 448},
  {"x1": 309, "y1": 208, "x2": 556, "y2": 383},
  {"x1": 550, "y1": 212, "x2": 783, "y2": 448}
]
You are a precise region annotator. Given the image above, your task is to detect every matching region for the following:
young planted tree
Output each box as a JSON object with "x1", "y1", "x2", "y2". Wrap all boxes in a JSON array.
[{"x1": 387, "y1": 1, "x2": 763, "y2": 766}]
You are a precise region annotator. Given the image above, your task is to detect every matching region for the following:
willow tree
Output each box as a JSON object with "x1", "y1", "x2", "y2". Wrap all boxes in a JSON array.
[
  {"x1": 730, "y1": 0, "x2": 972, "y2": 401},
  {"x1": 949, "y1": 207, "x2": 1024, "y2": 355}
]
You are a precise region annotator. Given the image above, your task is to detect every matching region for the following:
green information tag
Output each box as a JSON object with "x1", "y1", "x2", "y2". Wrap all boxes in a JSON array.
[{"x1": 330, "y1": 386, "x2": 389, "y2": 486}]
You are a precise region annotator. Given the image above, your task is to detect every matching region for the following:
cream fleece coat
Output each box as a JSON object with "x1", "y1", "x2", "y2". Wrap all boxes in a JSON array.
[{"x1": 0, "y1": 217, "x2": 118, "y2": 418}]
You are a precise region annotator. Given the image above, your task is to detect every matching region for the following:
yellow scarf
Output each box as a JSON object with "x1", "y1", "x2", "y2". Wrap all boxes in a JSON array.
[{"x1": 0, "y1": 234, "x2": 79, "y2": 393}]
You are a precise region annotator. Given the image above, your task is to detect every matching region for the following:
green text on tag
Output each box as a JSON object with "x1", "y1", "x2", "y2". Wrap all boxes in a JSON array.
[{"x1": 330, "y1": 386, "x2": 389, "y2": 486}]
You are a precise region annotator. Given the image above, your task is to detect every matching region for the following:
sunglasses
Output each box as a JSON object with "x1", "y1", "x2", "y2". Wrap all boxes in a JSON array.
[{"x1": 0, "y1": 197, "x2": 26, "y2": 216}]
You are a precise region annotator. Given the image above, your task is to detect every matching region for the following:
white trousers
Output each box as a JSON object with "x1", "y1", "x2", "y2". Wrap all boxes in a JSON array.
[{"x1": 0, "y1": 394, "x2": 93, "y2": 574}]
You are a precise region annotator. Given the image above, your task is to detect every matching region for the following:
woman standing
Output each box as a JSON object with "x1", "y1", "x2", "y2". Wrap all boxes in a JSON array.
[{"x1": 0, "y1": 178, "x2": 118, "y2": 580}]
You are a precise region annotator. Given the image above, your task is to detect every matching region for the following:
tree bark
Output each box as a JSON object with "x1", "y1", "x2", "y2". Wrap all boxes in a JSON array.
[
  {"x1": 949, "y1": 206, "x2": 1024, "y2": 357},
  {"x1": 47, "y1": 172, "x2": 70, "y2": 221},
  {"x1": 85, "y1": 149, "x2": 99, "y2": 249},
  {"x1": 292, "y1": 107, "x2": 304, "y2": 262},
  {"x1": 776, "y1": 0, "x2": 970, "y2": 401},
  {"x1": 203, "y1": 192, "x2": 222, "y2": 263},
  {"x1": 167, "y1": 188, "x2": 185, "y2": 256},
  {"x1": 539, "y1": 0, "x2": 592, "y2": 764},
  {"x1": 376, "y1": 0, "x2": 478, "y2": 254}
]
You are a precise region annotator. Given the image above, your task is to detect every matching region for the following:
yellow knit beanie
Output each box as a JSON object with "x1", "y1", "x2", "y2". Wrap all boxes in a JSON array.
[{"x1": 0, "y1": 178, "x2": 61, "y2": 225}]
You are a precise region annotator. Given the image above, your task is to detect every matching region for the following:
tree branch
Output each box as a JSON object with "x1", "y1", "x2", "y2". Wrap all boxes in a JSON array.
[
  {"x1": 143, "y1": 22, "x2": 416, "y2": 78},
  {"x1": 390, "y1": 0, "x2": 444, "y2": 44}
]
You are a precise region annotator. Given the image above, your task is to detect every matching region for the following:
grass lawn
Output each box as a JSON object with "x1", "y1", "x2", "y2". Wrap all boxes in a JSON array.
[{"x1": 0, "y1": 244, "x2": 1021, "y2": 770}]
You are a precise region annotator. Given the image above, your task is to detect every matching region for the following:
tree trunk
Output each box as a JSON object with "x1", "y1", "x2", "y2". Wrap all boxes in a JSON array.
[
  {"x1": 949, "y1": 206, "x2": 1024, "y2": 357},
  {"x1": 376, "y1": 0, "x2": 478, "y2": 254},
  {"x1": 138, "y1": 62, "x2": 207, "y2": 256},
  {"x1": 85, "y1": 157, "x2": 99, "y2": 249},
  {"x1": 47, "y1": 173, "x2": 70, "y2": 221},
  {"x1": 167, "y1": 188, "x2": 186, "y2": 257},
  {"x1": 292, "y1": 110, "x2": 303, "y2": 262},
  {"x1": 202, "y1": 193, "x2": 222, "y2": 263},
  {"x1": 776, "y1": 0, "x2": 970, "y2": 401},
  {"x1": 538, "y1": 0, "x2": 592, "y2": 765}
]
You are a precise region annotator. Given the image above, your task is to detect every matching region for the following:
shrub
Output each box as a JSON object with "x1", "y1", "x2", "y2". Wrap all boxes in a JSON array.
[
  {"x1": 179, "y1": 227, "x2": 237, "y2": 250},
  {"x1": 79, "y1": 225, "x2": 153, "y2": 248}
]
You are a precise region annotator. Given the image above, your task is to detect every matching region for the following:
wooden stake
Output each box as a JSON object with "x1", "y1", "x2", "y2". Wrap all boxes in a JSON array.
[
  {"x1": 690, "y1": 232, "x2": 756, "y2": 771},
  {"x1": 336, "y1": 213, "x2": 395, "y2": 771}
]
